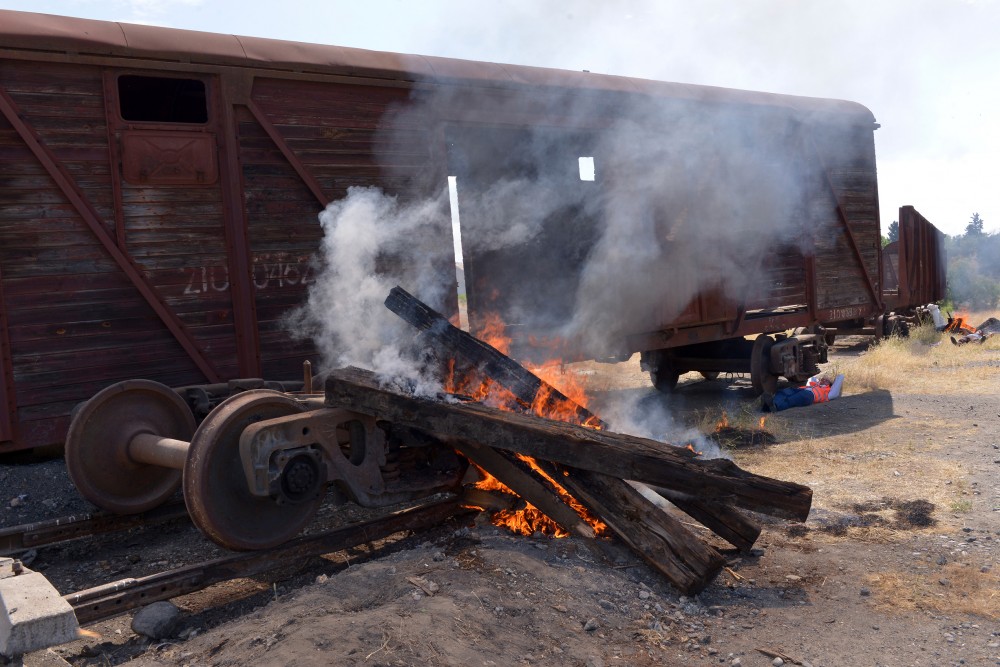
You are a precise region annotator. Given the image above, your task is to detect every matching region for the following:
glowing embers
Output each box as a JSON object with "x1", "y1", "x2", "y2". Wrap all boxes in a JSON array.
[
  {"x1": 711, "y1": 410, "x2": 776, "y2": 448},
  {"x1": 446, "y1": 313, "x2": 605, "y2": 536},
  {"x1": 469, "y1": 457, "x2": 608, "y2": 538},
  {"x1": 444, "y1": 313, "x2": 601, "y2": 429}
]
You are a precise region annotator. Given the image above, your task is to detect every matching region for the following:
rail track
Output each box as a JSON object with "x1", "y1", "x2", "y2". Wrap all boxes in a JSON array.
[
  {"x1": 3, "y1": 496, "x2": 467, "y2": 628},
  {"x1": 0, "y1": 501, "x2": 190, "y2": 556}
]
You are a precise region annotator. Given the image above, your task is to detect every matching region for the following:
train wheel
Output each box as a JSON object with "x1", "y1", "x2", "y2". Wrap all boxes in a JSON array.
[
  {"x1": 750, "y1": 335, "x2": 778, "y2": 396},
  {"x1": 65, "y1": 380, "x2": 194, "y2": 514},
  {"x1": 699, "y1": 371, "x2": 720, "y2": 381},
  {"x1": 183, "y1": 390, "x2": 320, "y2": 550},
  {"x1": 650, "y1": 364, "x2": 680, "y2": 393},
  {"x1": 885, "y1": 315, "x2": 910, "y2": 338}
]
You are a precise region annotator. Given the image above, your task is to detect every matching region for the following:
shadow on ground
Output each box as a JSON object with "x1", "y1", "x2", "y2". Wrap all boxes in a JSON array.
[{"x1": 590, "y1": 377, "x2": 897, "y2": 442}]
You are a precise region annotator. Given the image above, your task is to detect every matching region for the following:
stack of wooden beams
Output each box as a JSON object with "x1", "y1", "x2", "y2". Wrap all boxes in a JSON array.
[{"x1": 322, "y1": 287, "x2": 812, "y2": 594}]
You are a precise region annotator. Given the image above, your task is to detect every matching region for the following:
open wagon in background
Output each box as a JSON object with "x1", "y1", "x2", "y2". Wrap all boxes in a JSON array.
[
  {"x1": 879, "y1": 205, "x2": 948, "y2": 332},
  {"x1": 0, "y1": 9, "x2": 945, "y2": 454}
]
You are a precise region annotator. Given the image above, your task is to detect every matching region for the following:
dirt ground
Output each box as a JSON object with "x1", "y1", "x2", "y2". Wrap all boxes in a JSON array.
[{"x1": 5, "y1": 332, "x2": 1000, "y2": 667}]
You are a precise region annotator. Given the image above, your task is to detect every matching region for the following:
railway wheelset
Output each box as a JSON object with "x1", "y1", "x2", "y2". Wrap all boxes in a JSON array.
[{"x1": 64, "y1": 373, "x2": 467, "y2": 550}]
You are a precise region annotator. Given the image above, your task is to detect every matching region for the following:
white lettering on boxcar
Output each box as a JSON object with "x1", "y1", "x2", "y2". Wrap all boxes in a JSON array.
[
  {"x1": 182, "y1": 254, "x2": 315, "y2": 294},
  {"x1": 827, "y1": 306, "x2": 865, "y2": 321}
]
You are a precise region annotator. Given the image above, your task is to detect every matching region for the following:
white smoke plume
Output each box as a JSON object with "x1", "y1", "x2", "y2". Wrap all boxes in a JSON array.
[
  {"x1": 284, "y1": 185, "x2": 452, "y2": 395},
  {"x1": 594, "y1": 390, "x2": 730, "y2": 460},
  {"x1": 290, "y1": 56, "x2": 859, "y2": 447}
]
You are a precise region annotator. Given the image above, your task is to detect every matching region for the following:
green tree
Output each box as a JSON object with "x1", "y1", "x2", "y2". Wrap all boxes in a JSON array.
[
  {"x1": 947, "y1": 255, "x2": 1000, "y2": 309},
  {"x1": 966, "y1": 212, "x2": 985, "y2": 236},
  {"x1": 887, "y1": 220, "x2": 899, "y2": 243}
]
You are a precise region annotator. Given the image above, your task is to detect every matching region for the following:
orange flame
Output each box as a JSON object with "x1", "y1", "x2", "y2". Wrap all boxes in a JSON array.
[
  {"x1": 446, "y1": 316, "x2": 600, "y2": 429},
  {"x1": 685, "y1": 443, "x2": 703, "y2": 456},
  {"x1": 946, "y1": 313, "x2": 976, "y2": 334},
  {"x1": 455, "y1": 313, "x2": 607, "y2": 537},
  {"x1": 715, "y1": 411, "x2": 729, "y2": 432},
  {"x1": 759, "y1": 416, "x2": 767, "y2": 430}
]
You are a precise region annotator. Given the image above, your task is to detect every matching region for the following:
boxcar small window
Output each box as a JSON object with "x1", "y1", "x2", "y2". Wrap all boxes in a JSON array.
[{"x1": 118, "y1": 75, "x2": 208, "y2": 123}]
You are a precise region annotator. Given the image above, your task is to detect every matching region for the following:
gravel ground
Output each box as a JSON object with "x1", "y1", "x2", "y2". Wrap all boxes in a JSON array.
[{"x1": 3, "y1": 340, "x2": 999, "y2": 667}]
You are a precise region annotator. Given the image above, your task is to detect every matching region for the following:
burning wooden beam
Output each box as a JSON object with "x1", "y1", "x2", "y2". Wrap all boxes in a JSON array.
[
  {"x1": 385, "y1": 285, "x2": 607, "y2": 429},
  {"x1": 451, "y1": 438, "x2": 596, "y2": 538},
  {"x1": 347, "y1": 286, "x2": 814, "y2": 593},
  {"x1": 324, "y1": 367, "x2": 812, "y2": 593},
  {"x1": 326, "y1": 367, "x2": 811, "y2": 521},
  {"x1": 556, "y1": 468, "x2": 726, "y2": 593},
  {"x1": 383, "y1": 286, "x2": 807, "y2": 534}
]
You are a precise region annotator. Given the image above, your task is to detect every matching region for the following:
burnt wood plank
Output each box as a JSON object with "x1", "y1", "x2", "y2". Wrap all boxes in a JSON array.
[
  {"x1": 380, "y1": 284, "x2": 760, "y2": 551},
  {"x1": 450, "y1": 439, "x2": 596, "y2": 538},
  {"x1": 644, "y1": 484, "x2": 761, "y2": 553},
  {"x1": 556, "y1": 467, "x2": 725, "y2": 594},
  {"x1": 325, "y1": 367, "x2": 812, "y2": 521},
  {"x1": 384, "y1": 285, "x2": 607, "y2": 430}
]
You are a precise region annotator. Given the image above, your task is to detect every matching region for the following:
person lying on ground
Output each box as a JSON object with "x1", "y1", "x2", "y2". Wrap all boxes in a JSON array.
[
  {"x1": 761, "y1": 374, "x2": 845, "y2": 412},
  {"x1": 951, "y1": 331, "x2": 993, "y2": 345}
]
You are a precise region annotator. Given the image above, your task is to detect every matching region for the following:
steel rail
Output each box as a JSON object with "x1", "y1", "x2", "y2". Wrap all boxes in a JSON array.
[
  {"x1": 0, "y1": 501, "x2": 190, "y2": 556},
  {"x1": 67, "y1": 496, "x2": 466, "y2": 625}
]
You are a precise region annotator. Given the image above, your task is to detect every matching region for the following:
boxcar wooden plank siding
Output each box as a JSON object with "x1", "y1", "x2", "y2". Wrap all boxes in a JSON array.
[
  {"x1": 12, "y1": 338, "x2": 191, "y2": 373},
  {"x1": 13, "y1": 342, "x2": 236, "y2": 392},
  {"x1": 240, "y1": 75, "x2": 431, "y2": 382},
  {"x1": 0, "y1": 56, "x2": 234, "y2": 448},
  {"x1": 0, "y1": 9, "x2": 945, "y2": 451},
  {"x1": 7, "y1": 317, "x2": 167, "y2": 346}
]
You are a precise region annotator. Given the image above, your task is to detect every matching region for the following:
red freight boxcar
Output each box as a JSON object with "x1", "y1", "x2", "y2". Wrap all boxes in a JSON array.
[{"x1": 0, "y1": 10, "x2": 943, "y2": 453}]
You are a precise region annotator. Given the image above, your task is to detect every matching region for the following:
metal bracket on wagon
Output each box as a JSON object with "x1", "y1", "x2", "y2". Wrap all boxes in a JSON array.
[
  {"x1": 239, "y1": 409, "x2": 387, "y2": 505},
  {"x1": 769, "y1": 333, "x2": 828, "y2": 382}
]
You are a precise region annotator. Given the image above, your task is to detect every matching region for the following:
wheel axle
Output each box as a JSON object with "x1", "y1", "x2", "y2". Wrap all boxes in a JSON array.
[{"x1": 66, "y1": 381, "x2": 322, "y2": 550}]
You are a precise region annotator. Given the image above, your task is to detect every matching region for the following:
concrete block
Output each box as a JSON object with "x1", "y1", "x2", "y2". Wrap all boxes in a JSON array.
[{"x1": 1, "y1": 558, "x2": 79, "y2": 658}]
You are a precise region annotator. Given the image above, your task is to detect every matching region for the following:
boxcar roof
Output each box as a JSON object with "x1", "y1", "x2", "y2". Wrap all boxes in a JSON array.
[{"x1": 0, "y1": 9, "x2": 875, "y2": 123}]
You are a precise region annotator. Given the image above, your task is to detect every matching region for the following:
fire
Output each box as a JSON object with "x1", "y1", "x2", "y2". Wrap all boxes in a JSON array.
[
  {"x1": 715, "y1": 411, "x2": 729, "y2": 431},
  {"x1": 476, "y1": 311, "x2": 512, "y2": 353},
  {"x1": 759, "y1": 416, "x2": 767, "y2": 430},
  {"x1": 454, "y1": 313, "x2": 607, "y2": 537},
  {"x1": 466, "y1": 459, "x2": 609, "y2": 537},
  {"x1": 469, "y1": 456, "x2": 609, "y2": 537},
  {"x1": 685, "y1": 443, "x2": 703, "y2": 456},
  {"x1": 946, "y1": 313, "x2": 976, "y2": 334},
  {"x1": 445, "y1": 316, "x2": 600, "y2": 429}
]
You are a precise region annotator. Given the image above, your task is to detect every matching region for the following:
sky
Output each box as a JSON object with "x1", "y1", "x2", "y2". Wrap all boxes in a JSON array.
[{"x1": 2, "y1": 0, "x2": 998, "y2": 237}]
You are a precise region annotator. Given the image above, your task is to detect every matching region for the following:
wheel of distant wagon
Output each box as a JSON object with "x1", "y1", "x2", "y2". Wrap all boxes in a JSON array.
[
  {"x1": 183, "y1": 390, "x2": 321, "y2": 551},
  {"x1": 65, "y1": 380, "x2": 195, "y2": 514},
  {"x1": 750, "y1": 335, "x2": 778, "y2": 396},
  {"x1": 650, "y1": 363, "x2": 680, "y2": 393},
  {"x1": 887, "y1": 316, "x2": 910, "y2": 338},
  {"x1": 699, "y1": 371, "x2": 720, "y2": 381}
]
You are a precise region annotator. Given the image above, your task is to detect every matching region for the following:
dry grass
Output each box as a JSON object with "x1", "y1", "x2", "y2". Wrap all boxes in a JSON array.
[
  {"x1": 866, "y1": 563, "x2": 1000, "y2": 620},
  {"x1": 732, "y1": 312, "x2": 1000, "y2": 517},
  {"x1": 833, "y1": 310, "x2": 1000, "y2": 395},
  {"x1": 692, "y1": 399, "x2": 769, "y2": 434}
]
